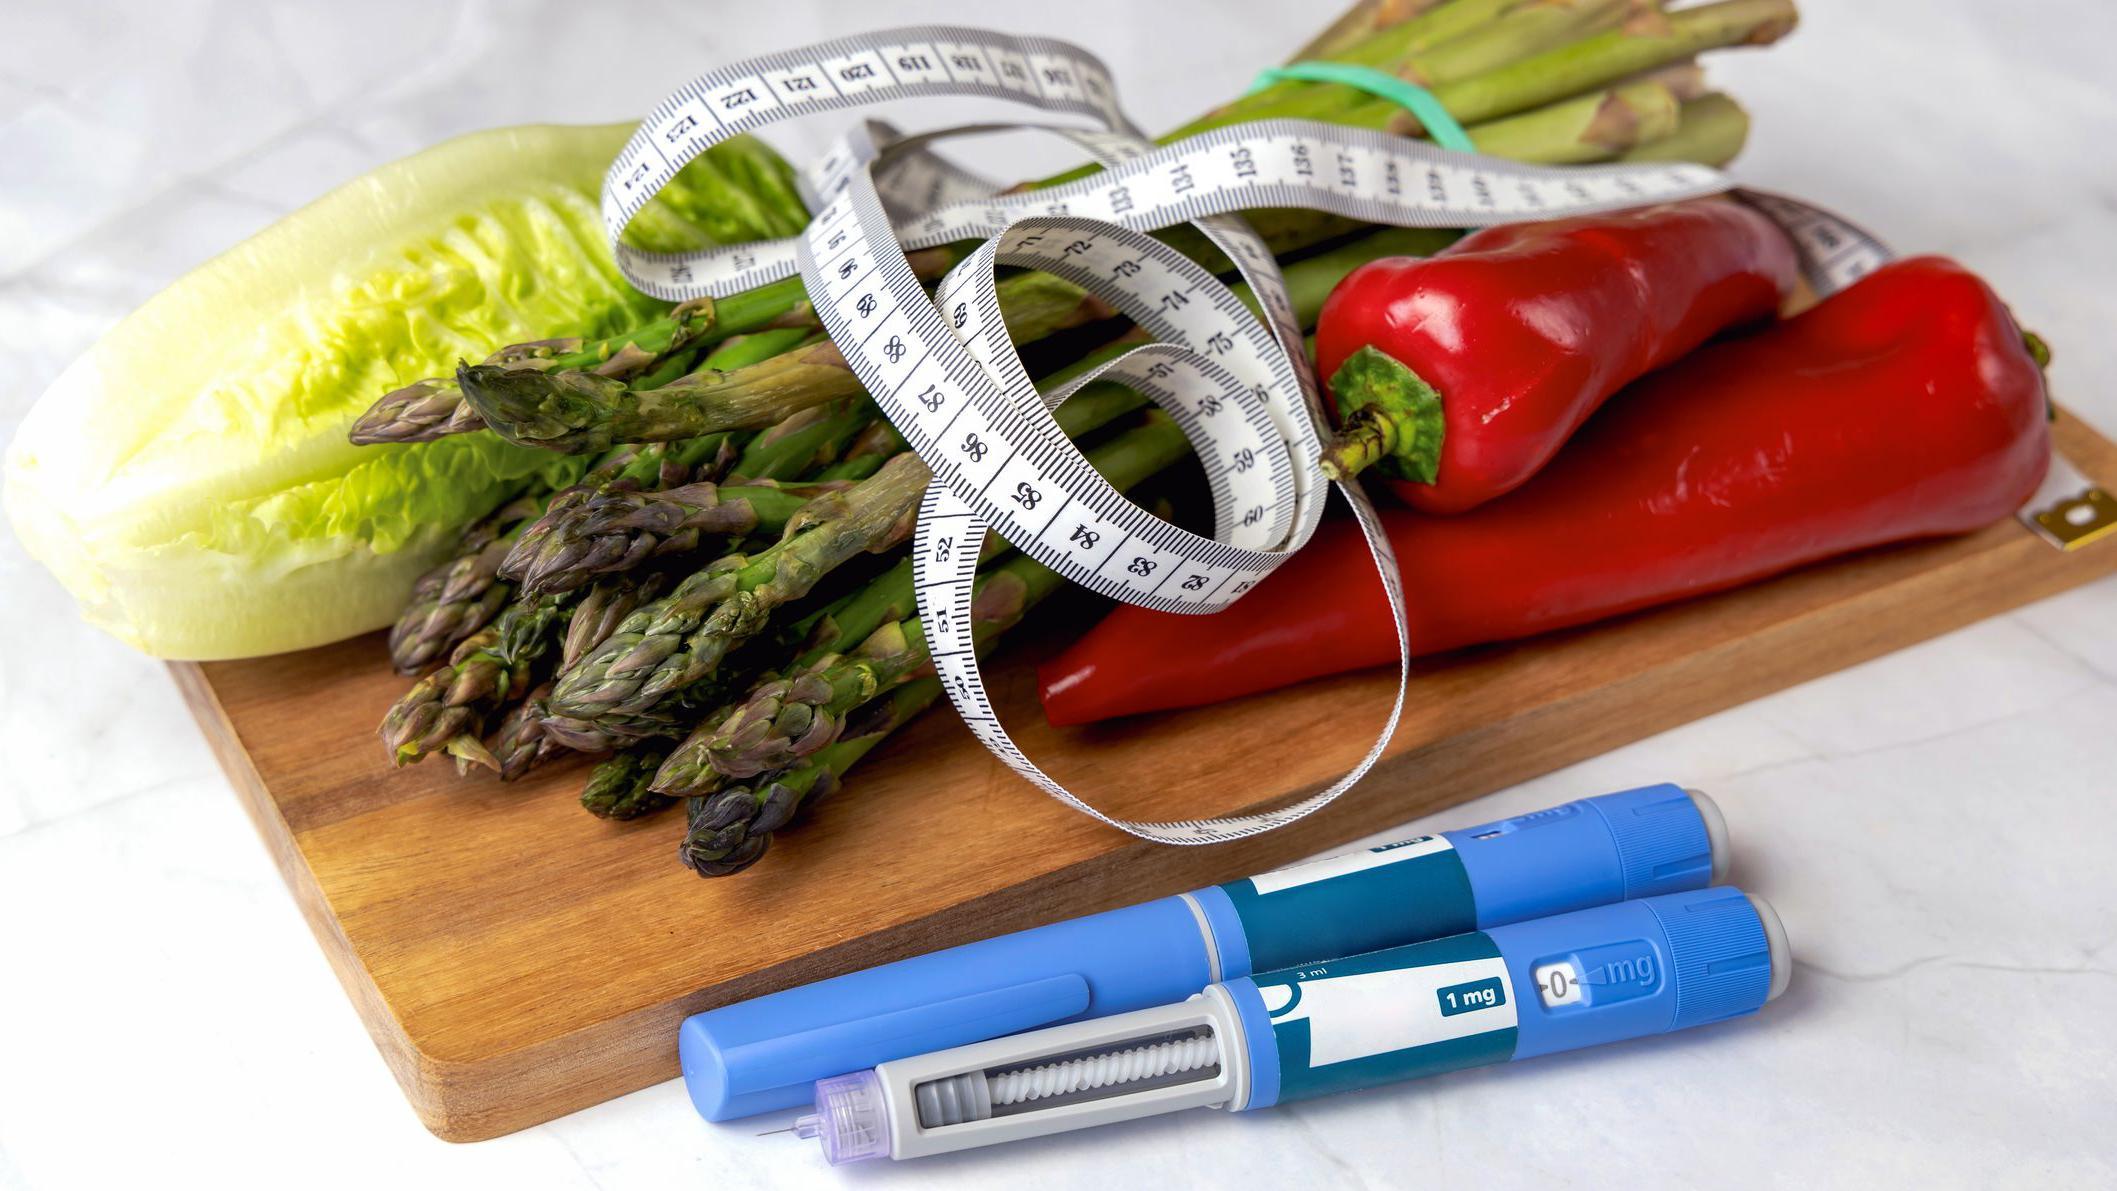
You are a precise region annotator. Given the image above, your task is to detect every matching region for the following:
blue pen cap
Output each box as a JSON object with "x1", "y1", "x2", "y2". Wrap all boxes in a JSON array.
[
  {"x1": 679, "y1": 896, "x2": 1215, "y2": 1120},
  {"x1": 1645, "y1": 887, "x2": 1784, "y2": 1030},
  {"x1": 1447, "y1": 783, "x2": 1726, "y2": 928},
  {"x1": 1603, "y1": 786, "x2": 1729, "y2": 899}
]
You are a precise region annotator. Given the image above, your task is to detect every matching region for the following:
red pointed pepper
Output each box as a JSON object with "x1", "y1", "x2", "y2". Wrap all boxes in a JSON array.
[
  {"x1": 1315, "y1": 198, "x2": 1799, "y2": 513},
  {"x1": 1041, "y1": 257, "x2": 2051, "y2": 725}
]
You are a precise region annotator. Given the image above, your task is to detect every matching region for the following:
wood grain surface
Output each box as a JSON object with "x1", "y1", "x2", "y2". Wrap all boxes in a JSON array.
[{"x1": 174, "y1": 410, "x2": 2117, "y2": 1142}]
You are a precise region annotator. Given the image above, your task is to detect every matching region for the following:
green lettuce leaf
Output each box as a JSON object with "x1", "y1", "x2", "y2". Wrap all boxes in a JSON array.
[{"x1": 5, "y1": 123, "x2": 805, "y2": 660}]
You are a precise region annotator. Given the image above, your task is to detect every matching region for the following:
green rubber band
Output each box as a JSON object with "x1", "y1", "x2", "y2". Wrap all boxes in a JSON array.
[{"x1": 1249, "y1": 62, "x2": 1476, "y2": 154}]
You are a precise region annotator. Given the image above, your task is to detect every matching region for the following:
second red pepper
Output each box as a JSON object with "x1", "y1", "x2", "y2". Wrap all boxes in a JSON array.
[
  {"x1": 1042, "y1": 257, "x2": 2051, "y2": 725},
  {"x1": 1315, "y1": 198, "x2": 1799, "y2": 513}
]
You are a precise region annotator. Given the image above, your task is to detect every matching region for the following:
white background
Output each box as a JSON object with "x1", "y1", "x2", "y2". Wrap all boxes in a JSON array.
[{"x1": 3, "y1": 2, "x2": 2115, "y2": 1187}]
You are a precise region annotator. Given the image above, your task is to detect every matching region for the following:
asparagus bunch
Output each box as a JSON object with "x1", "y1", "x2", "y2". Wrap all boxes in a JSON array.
[
  {"x1": 383, "y1": 417, "x2": 747, "y2": 678},
  {"x1": 728, "y1": 396, "x2": 881, "y2": 481},
  {"x1": 667, "y1": 411, "x2": 1191, "y2": 872},
  {"x1": 651, "y1": 432, "x2": 1171, "y2": 797},
  {"x1": 395, "y1": 228, "x2": 1439, "y2": 766},
  {"x1": 376, "y1": 334, "x2": 807, "y2": 766}
]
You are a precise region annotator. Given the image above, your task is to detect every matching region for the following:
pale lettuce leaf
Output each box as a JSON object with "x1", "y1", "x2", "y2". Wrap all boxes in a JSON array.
[{"x1": 6, "y1": 123, "x2": 802, "y2": 660}]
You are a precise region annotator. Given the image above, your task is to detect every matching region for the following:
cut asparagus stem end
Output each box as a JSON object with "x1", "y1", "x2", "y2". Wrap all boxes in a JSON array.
[
  {"x1": 1319, "y1": 345, "x2": 1447, "y2": 485},
  {"x1": 1618, "y1": 92, "x2": 1750, "y2": 166}
]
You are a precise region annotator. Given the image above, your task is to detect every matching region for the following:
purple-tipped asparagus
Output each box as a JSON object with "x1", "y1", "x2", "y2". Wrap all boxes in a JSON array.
[{"x1": 386, "y1": 494, "x2": 542, "y2": 674}]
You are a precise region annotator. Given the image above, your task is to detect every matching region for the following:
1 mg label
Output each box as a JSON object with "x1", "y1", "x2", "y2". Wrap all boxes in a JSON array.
[
  {"x1": 1250, "y1": 931, "x2": 1518, "y2": 1104},
  {"x1": 1437, "y1": 977, "x2": 1506, "y2": 1017}
]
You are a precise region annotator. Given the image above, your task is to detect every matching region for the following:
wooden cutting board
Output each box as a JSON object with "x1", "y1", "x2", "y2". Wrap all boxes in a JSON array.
[{"x1": 174, "y1": 409, "x2": 2117, "y2": 1142}]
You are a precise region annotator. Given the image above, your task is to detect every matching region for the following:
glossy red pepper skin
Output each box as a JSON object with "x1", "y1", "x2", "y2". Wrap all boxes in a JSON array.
[
  {"x1": 1041, "y1": 257, "x2": 2050, "y2": 726},
  {"x1": 1315, "y1": 199, "x2": 1798, "y2": 514}
]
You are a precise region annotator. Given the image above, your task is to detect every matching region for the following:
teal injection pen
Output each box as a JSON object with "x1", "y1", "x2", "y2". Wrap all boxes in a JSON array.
[
  {"x1": 791, "y1": 886, "x2": 1789, "y2": 1163},
  {"x1": 683, "y1": 783, "x2": 1728, "y2": 1119}
]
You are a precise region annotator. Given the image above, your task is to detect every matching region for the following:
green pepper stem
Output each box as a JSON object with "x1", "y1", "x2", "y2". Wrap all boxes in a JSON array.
[
  {"x1": 1318, "y1": 345, "x2": 1448, "y2": 485},
  {"x1": 2022, "y1": 330, "x2": 2052, "y2": 371}
]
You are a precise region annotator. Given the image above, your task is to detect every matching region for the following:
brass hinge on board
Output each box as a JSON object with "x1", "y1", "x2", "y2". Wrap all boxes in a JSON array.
[{"x1": 2020, "y1": 454, "x2": 2117, "y2": 551}]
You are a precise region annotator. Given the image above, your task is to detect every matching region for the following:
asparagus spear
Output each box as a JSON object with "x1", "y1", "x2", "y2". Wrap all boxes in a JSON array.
[
  {"x1": 655, "y1": 410, "x2": 1193, "y2": 794},
  {"x1": 346, "y1": 249, "x2": 962, "y2": 445},
  {"x1": 678, "y1": 678, "x2": 942, "y2": 877},
  {"x1": 580, "y1": 749, "x2": 674, "y2": 820},
  {"x1": 379, "y1": 592, "x2": 571, "y2": 767},
  {"x1": 350, "y1": 301, "x2": 721, "y2": 446},
  {"x1": 1618, "y1": 92, "x2": 1750, "y2": 166},
  {"x1": 729, "y1": 395, "x2": 882, "y2": 481},
  {"x1": 386, "y1": 493, "x2": 541, "y2": 674},
  {"x1": 1461, "y1": 78, "x2": 1681, "y2": 163},
  {"x1": 812, "y1": 418, "x2": 906, "y2": 482},
  {"x1": 564, "y1": 572, "x2": 672, "y2": 669},
  {"x1": 461, "y1": 271, "x2": 1117, "y2": 453},
  {"x1": 425, "y1": 564, "x2": 699, "y2": 771},
  {"x1": 505, "y1": 478, "x2": 840, "y2": 597},
  {"x1": 486, "y1": 683, "x2": 560, "y2": 781},
  {"x1": 539, "y1": 681, "x2": 734, "y2": 752}
]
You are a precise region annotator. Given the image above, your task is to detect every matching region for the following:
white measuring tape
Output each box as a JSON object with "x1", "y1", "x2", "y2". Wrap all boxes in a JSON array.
[{"x1": 601, "y1": 26, "x2": 1893, "y2": 844}]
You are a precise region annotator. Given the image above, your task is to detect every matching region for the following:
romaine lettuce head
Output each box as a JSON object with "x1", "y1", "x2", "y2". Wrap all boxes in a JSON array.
[{"x1": 5, "y1": 123, "x2": 804, "y2": 660}]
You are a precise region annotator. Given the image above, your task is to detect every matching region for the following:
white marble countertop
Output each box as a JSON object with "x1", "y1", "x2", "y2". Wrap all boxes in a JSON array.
[{"x1": 3, "y1": 2, "x2": 2114, "y2": 1187}]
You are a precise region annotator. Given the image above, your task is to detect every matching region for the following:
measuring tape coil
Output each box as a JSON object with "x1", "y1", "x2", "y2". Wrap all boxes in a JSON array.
[{"x1": 600, "y1": 26, "x2": 1892, "y2": 844}]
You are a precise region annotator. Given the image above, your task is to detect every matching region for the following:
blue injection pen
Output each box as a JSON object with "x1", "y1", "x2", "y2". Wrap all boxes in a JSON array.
[
  {"x1": 794, "y1": 886, "x2": 1789, "y2": 1163},
  {"x1": 682, "y1": 783, "x2": 1728, "y2": 1120}
]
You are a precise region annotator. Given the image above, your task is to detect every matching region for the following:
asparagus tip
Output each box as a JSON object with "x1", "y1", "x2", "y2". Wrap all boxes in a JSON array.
[{"x1": 456, "y1": 362, "x2": 627, "y2": 452}]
